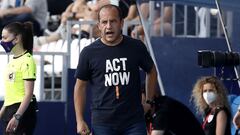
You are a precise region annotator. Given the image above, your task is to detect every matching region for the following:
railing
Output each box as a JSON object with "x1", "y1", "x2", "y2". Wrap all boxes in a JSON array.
[
  {"x1": 136, "y1": 0, "x2": 239, "y2": 95},
  {"x1": 0, "y1": 51, "x2": 68, "y2": 102},
  {"x1": 153, "y1": 0, "x2": 240, "y2": 12},
  {"x1": 138, "y1": 0, "x2": 233, "y2": 38},
  {"x1": 0, "y1": 19, "x2": 141, "y2": 102},
  {"x1": 3, "y1": 0, "x2": 230, "y2": 101}
]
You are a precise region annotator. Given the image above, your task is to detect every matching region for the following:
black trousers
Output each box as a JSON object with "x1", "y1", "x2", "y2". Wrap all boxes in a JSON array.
[{"x1": 1, "y1": 97, "x2": 38, "y2": 135}]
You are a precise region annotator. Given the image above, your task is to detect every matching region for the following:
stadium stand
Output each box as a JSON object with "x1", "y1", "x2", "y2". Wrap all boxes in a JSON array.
[{"x1": 1, "y1": 0, "x2": 240, "y2": 134}]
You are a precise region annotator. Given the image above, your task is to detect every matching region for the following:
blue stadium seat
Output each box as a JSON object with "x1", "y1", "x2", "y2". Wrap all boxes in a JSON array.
[{"x1": 229, "y1": 94, "x2": 237, "y2": 104}]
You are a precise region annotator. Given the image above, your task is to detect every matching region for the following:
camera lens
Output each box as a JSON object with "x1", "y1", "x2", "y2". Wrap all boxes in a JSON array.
[{"x1": 198, "y1": 50, "x2": 240, "y2": 67}]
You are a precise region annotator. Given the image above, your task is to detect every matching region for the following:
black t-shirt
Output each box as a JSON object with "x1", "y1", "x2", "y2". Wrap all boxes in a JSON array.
[
  {"x1": 75, "y1": 35, "x2": 154, "y2": 128},
  {"x1": 203, "y1": 107, "x2": 231, "y2": 135},
  {"x1": 151, "y1": 96, "x2": 205, "y2": 135}
]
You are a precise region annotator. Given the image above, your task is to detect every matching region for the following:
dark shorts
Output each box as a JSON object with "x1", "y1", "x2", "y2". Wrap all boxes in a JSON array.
[{"x1": 1, "y1": 97, "x2": 38, "y2": 135}]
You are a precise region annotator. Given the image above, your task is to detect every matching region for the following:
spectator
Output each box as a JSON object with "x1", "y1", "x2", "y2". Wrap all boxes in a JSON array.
[
  {"x1": 34, "y1": 0, "x2": 93, "y2": 48},
  {"x1": 74, "y1": 4, "x2": 157, "y2": 135},
  {"x1": 191, "y1": 76, "x2": 231, "y2": 135},
  {"x1": 0, "y1": 22, "x2": 38, "y2": 135},
  {"x1": 34, "y1": 0, "x2": 137, "y2": 48},
  {"x1": 141, "y1": 84, "x2": 205, "y2": 135},
  {"x1": 0, "y1": 0, "x2": 48, "y2": 36},
  {"x1": 131, "y1": 1, "x2": 172, "y2": 41},
  {"x1": 131, "y1": 1, "x2": 197, "y2": 40}
]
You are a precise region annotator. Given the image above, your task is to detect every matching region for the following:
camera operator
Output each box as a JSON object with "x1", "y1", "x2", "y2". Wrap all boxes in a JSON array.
[{"x1": 142, "y1": 85, "x2": 205, "y2": 135}]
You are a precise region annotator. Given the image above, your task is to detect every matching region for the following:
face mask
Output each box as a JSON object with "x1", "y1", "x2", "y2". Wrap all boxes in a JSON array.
[
  {"x1": 0, "y1": 40, "x2": 15, "y2": 53},
  {"x1": 203, "y1": 91, "x2": 217, "y2": 105}
]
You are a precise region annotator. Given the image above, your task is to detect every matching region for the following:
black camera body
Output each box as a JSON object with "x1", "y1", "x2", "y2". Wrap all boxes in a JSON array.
[{"x1": 198, "y1": 50, "x2": 240, "y2": 68}]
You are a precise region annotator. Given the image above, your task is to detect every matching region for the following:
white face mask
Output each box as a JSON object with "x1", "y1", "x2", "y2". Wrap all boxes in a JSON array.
[{"x1": 203, "y1": 92, "x2": 217, "y2": 105}]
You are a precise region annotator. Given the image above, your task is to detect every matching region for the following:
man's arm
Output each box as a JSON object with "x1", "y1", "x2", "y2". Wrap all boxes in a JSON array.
[
  {"x1": 145, "y1": 65, "x2": 158, "y2": 101},
  {"x1": 74, "y1": 79, "x2": 90, "y2": 134}
]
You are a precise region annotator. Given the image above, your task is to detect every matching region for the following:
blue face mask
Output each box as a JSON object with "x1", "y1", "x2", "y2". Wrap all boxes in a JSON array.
[{"x1": 0, "y1": 40, "x2": 15, "y2": 53}]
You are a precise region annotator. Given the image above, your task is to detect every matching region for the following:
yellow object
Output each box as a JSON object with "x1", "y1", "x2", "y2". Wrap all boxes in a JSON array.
[{"x1": 3, "y1": 53, "x2": 36, "y2": 106}]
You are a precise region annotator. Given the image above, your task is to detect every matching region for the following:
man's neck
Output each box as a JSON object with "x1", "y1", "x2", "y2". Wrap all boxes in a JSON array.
[{"x1": 101, "y1": 35, "x2": 123, "y2": 46}]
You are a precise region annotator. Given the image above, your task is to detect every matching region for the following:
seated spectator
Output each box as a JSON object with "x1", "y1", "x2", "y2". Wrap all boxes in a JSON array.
[
  {"x1": 0, "y1": 0, "x2": 48, "y2": 36},
  {"x1": 141, "y1": 84, "x2": 205, "y2": 135},
  {"x1": 150, "y1": 96, "x2": 205, "y2": 135},
  {"x1": 34, "y1": 0, "x2": 93, "y2": 48},
  {"x1": 131, "y1": 1, "x2": 172, "y2": 41},
  {"x1": 131, "y1": 1, "x2": 197, "y2": 40},
  {"x1": 191, "y1": 76, "x2": 231, "y2": 135},
  {"x1": 34, "y1": 0, "x2": 137, "y2": 48}
]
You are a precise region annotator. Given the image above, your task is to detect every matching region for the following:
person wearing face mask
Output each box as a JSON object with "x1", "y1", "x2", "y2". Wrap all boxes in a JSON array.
[
  {"x1": 191, "y1": 76, "x2": 231, "y2": 135},
  {"x1": 0, "y1": 22, "x2": 38, "y2": 135}
]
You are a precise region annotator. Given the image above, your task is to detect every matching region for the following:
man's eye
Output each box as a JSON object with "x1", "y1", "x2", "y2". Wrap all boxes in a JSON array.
[{"x1": 101, "y1": 21, "x2": 107, "y2": 24}]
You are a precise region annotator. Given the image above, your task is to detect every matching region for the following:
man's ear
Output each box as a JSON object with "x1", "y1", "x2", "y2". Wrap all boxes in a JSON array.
[
  {"x1": 97, "y1": 22, "x2": 101, "y2": 30},
  {"x1": 120, "y1": 19, "x2": 124, "y2": 28}
]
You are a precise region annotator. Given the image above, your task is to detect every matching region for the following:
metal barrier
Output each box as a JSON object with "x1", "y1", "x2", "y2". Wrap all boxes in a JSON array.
[
  {"x1": 34, "y1": 52, "x2": 68, "y2": 101},
  {"x1": 0, "y1": 0, "x2": 234, "y2": 101},
  {"x1": 138, "y1": 0, "x2": 233, "y2": 37},
  {"x1": 0, "y1": 51, "x2": 68, "y2": 102},
  {"x1": 0, "y1": 19, "x2": 141, "y2": 102}
]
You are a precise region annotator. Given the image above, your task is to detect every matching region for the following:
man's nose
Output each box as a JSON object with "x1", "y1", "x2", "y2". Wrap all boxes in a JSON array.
[{"x1": 106, "y1": 21, "x2": 112, "y2": 28}]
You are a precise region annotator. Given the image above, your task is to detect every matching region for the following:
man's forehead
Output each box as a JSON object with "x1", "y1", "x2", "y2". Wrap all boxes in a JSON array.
[
  {"x1": 99, "y1": 9, "x2": 119, "y2": 19},
  {"x1": 99, "y1": 6, "x2": 118, "y2": 15}
]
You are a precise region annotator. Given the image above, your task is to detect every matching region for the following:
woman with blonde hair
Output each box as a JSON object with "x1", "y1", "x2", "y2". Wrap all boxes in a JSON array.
[{"x1": 191, "y1": 76, "x2": 231, "y2": 135}]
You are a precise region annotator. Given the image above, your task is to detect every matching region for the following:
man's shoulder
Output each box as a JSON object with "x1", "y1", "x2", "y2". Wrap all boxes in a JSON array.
[
  {"x1": 124, "y1": 35, "x2": 138, "y2": 41},
  {"x1": 82, "y1": 38, "x2": 101, "y2": 51},
  {"x1": 123, "y1": 35, "x2": 143, "y2": 45},
  {"x1": 88, "y1": 38, "x2": 101, "y2": 47}
]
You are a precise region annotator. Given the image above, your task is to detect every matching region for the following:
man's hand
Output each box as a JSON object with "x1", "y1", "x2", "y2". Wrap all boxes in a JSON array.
[{"x1": 77, "y1": 120, "x2": 90, "y2": 135}]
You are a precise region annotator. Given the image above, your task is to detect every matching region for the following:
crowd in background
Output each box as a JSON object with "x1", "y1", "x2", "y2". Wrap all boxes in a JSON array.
[{"x1": 0, "y1": 0, "x2": 238, "y2": 135}]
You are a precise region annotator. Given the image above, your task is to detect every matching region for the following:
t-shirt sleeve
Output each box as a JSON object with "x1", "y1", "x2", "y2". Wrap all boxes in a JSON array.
[
  {"x1": 138, "y1": 41, "x2": 154, "y2": 73},
  {"x1": 21, "y1": 56, "x2": 36, "y2": 80},
  {"x1": 24, "y1": 0, "x2": 37, "y2": 12},
  {"x1": 75, "y1": 48, "x2": 91, "y2": 80}
]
